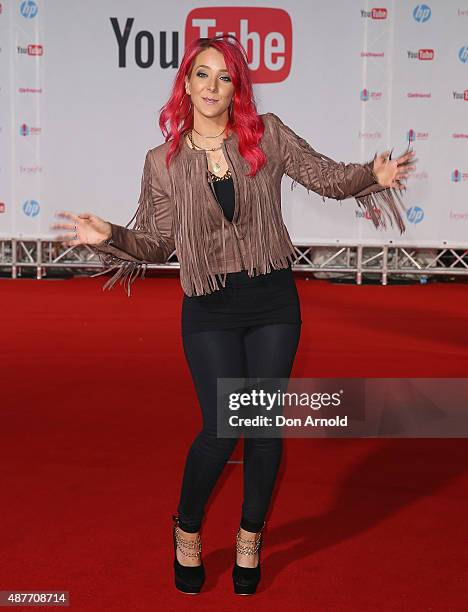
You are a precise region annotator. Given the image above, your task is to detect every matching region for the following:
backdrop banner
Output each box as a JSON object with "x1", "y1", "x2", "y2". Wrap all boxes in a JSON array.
[{"x1": 1, "y1": 0, "x2": 467, "y2": 246}]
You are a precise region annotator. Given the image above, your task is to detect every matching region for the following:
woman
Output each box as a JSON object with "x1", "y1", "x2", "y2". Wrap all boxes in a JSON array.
[{"x1": 51, "y1": 34, "x2": 416, "y2": 595}]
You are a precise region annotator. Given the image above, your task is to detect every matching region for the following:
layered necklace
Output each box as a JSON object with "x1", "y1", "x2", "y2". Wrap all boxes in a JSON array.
[{"x1": 187, "y1": 126, "x2": 227, "y2": 174}]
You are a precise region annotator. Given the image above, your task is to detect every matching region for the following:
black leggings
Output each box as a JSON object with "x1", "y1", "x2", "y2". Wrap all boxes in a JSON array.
[{"x1": 176, "y1": 322, "x2": 301, "y2": 533}]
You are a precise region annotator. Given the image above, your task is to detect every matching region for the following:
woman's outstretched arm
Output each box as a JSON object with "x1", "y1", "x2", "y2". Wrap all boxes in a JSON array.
[
  {"x1": 92, "y1": 148, "x2": 175, "y2": 262},
  {"x1": 52, "y1": 149, "x2": 175, "y2": 296},
  {"x1": 265, "y1": 112, "x2": 416, "y2": 233}
]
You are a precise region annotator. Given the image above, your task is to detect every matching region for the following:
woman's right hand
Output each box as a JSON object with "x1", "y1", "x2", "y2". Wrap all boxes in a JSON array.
[{"x1": 51, "y1": 211, "x2": 112, "y2": 248}]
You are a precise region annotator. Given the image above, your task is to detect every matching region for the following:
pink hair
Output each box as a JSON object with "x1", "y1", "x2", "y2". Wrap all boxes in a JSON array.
[{"x1": 159, "y1": 34, "x2": 266, "y2": 177}]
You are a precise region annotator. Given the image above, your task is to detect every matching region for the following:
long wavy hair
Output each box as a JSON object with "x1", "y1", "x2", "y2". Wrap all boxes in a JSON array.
[{"x1": 159, "y1": 34, "x2": 266, "y2": 177}]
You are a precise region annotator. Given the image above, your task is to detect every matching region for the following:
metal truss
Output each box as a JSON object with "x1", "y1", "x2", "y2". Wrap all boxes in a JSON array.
[{"x1": 1, "y1": 239, "x2": 468, "y2": 284}]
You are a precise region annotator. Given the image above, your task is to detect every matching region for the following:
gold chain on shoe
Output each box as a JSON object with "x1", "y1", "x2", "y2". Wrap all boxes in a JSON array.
[
  {"x1": 175, "y1": 524, "x2": 202, "y2": 558},
  {"x1": 236, "y1": 528, "x2": 263, "y2": 555}
]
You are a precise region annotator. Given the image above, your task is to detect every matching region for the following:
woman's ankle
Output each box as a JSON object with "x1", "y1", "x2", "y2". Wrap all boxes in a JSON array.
[
  {"x1": 174, "y1": 523, "x2": 202, "y2": 567},
  {"x1": 177, "y1": 525, "x2": 199, "y2": 538},
  {"x1": 238, "y1": 526, "x2": 258, "y2": 539},
  {"x1": 235, "y1": 525, "x2": 263, "y2": 568}
]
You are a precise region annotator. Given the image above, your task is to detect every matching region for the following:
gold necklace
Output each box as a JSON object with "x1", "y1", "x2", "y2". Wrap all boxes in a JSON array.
[
  {"x1": 188, "y1": 130, "x2": 224, "y2": 173},
  {"x1": 192, "y1": 125, "x2": 226, "y2": 139},
  {"x1": 188, "y1": 129, "x2": 222, "y2": 151}
]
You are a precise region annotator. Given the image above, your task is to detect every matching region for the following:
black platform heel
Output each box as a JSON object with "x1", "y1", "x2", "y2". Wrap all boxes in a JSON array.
[
  {"x1": 172, "y1": 514, "x2": 205, "y2": 594},
  {"x1": 232, "y1": 522, "x2": 266, "y2": 595}
]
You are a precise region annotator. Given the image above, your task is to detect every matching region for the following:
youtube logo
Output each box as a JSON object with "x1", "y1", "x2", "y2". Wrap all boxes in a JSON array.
[{"x1": 185, "y1": 7, "x2": 292, "y2": 83}]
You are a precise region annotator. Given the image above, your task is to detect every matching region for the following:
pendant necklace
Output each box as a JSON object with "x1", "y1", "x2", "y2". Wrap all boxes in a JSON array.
[
  {"x1": 188, "y1": 129, "x2": 224, "y2": 174},
  {"x1": 211, "y1": 155, "x2": 223, "y2": 174}
]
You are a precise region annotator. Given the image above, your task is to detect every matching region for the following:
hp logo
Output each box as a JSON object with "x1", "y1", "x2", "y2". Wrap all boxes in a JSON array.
[
  {"x1": 407, "y1": 206, "x2": 424, "y2": 224},
  {"x1": 23, "y1": 200, "x2": 40, "y2": 217},
  {"x1": 459, "y1": 46, "x2": 468, "y2": 63},
  {"x1": 413, "y1": 5, "x2": 431, "y2": 23},
  {"x1": 20, "y1": 0, "x2": 38, "y2": 19}
]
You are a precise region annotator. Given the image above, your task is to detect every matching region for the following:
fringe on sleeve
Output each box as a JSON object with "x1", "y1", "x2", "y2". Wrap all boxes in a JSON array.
[
  {"x1": 354, "y1": 181, "x2": 407, "y2": 233},
  {"x1": 89, "y1": 149, "x2": 174, "y2": 296},
  {"x1": 267, "y1": 113, "x2": 407, "y2": 234},
  {"x1": 90, "y1": 252, "x2": 148, "y2": 298},
  {"x1": 89, "y1": 201, "x2": 149, "y2": 297}
]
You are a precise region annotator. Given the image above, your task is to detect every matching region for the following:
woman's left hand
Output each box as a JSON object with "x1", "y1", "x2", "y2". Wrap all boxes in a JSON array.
[{"x1": 372, "y1": 149, "x2": 417, "y2": 190}]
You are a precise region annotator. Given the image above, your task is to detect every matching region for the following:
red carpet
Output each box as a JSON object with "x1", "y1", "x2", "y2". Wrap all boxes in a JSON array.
[{"x1": 1, "y1": 274, "x2": 467, "y2": 610}]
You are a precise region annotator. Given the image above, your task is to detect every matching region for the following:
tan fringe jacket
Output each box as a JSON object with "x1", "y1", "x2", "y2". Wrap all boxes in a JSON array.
[{"x1": 91, "y1": 112, "x2": 406, "y2": 297}]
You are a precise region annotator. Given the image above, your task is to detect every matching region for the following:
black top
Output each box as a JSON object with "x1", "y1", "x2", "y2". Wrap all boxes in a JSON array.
[{"x1": 210, "y1": 173, "x2": 235, "y2": 222}]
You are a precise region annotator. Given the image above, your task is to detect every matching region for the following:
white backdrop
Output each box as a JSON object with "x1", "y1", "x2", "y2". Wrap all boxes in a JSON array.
[{"x1": 0, "y1": 0, "x2": 467, "y2": 246}]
